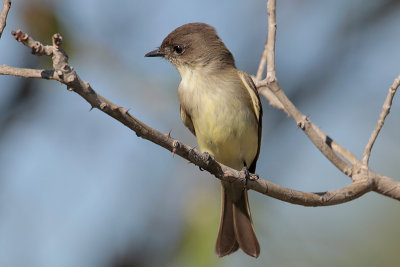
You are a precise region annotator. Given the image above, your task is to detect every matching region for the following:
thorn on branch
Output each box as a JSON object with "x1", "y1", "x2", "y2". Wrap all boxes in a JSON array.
[
  {"x1": 165, "y1": 129, "x2": 172, "y2": 139},
  {"x1": 123, "y1": 108, "x2": 132, "y2": 117}
]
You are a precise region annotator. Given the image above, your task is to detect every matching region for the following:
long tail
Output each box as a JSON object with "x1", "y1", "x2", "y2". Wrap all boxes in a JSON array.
[{"x1": 215, "y1": 182, "x2": 260, "y2": 258}]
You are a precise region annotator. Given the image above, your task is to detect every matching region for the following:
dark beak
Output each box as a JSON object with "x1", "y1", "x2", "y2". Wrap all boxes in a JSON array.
[{"x1": 145, "y1": 48, "x2": 165, "y2": 57}]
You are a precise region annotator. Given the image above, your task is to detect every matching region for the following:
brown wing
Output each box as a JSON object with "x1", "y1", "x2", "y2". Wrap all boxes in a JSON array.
[
  {"x1": 238, "y1": 71, "x2": 263, "y2": 173},
  {"x1": 180, "y1": 105, "x2": 196, "y2": 136}
]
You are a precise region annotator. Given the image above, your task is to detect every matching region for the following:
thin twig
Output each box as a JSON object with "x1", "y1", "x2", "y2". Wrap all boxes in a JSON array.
[
  {"x1": 258, "y1": 0, "x2": 358, "y2": 176},
  {"x1": 253, "y1": 1, "x2": 287, "y2": 114},
  {"x1": 255, "y1": 39, "x2": 268, "y2": 81},
  {"x1": 11, "y1": 29, "x2": 55, "y2": 56},
  {"x1": 259, "y1": 0, "x2": 400, "y2": 201},
  {"x1": 362, "y1": 75, "x2": 400, "y2": 166},
  {"x1": 266, "y1": 0, "x2": 277, "y2": 83},
  {"x1": 0, "y1": 65, "x2": 57, "y2": 80},
  {"x1": 0, "y1": 0, "x2": 11, "y2": 38}
]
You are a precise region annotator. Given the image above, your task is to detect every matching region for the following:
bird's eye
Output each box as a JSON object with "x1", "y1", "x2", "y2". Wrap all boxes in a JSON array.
[{"x1": 173, "y1": 45, "x2": 183, "y2": 54}]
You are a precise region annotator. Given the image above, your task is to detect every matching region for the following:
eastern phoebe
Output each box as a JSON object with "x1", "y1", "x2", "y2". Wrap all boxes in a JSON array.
[{"x1": 145, "y1": 22, "x2": 262, "y2": 258}]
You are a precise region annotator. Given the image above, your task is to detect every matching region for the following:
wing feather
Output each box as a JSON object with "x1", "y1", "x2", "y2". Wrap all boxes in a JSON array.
[
  {"x1": 238, "y1": 71, "x2": 263, "y2": 173},
  {"x1": 180, "y1": 105, "x2": 196, "y2": 136}
]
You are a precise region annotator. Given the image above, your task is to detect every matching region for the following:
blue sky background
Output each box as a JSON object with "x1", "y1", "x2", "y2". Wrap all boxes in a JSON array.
[{"x1": 1, "y1": 0, "x2": 400, "y2": 266}]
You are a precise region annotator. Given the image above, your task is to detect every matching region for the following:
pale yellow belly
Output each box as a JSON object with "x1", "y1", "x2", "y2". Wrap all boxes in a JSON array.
[
  {"x1": 178, "y1": 68, "x2": 259, "y2": 171},
  {"x1": 193, "y1": 100, "x2": 258, "y2": 171}
]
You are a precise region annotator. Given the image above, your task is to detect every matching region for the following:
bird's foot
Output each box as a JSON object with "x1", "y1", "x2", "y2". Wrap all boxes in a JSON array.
[
  {"x1": 242, "y1": 166, "x2": 259, "y2": 190},
  {"x1": 199, "y1": 152, "x2": 214, "y2": 171}
]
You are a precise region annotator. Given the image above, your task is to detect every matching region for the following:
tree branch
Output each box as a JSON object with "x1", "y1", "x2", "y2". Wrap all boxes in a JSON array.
[
  {"x1": 1, "y1": 1, "x2": 399, "y2": 206},
  {"x1": 254, "y1": 0, "x2": 286, "y2": 113},
  {"x1": 254, "y1": 0, "x2": 400, "y2": 201},
  {"x1": 257, "y1": 0, "x2": 354, "y2": 176},
  {"x1": 0, "y1": 29, "x2": 383, "y2": 207},
  {"x1": 0, "y1": 0, "x2": 11, "y2": 38},
  {"x1": 362, "y1": 75, "x2": 400, "y2": 166},
  {"x1": 0, "y1": 65, "x2": 57, "y2": 80},
  {"x1": 374, "y1": 174, "x2": 400, "y2": 201},
  {"x1": 265, "y1": 0, "x2": 277, "y2": 83}
]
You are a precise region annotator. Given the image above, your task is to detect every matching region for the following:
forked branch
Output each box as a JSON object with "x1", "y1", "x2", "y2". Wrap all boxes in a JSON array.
[
  {"x1": 255, "y1": 0, "x2": 400, "y2": 201},
  {"x1": 0, "y1": 0, "x2": 399, "y2": 205}
]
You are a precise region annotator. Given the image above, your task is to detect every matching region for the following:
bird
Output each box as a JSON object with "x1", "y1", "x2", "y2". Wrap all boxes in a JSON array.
[{"x1": 145, "y1": 22, "x2": 262, "y2": 258}]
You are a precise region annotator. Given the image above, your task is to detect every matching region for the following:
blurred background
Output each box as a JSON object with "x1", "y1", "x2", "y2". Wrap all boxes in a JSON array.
[{"x1": 1, "y1": 0, "x2": 400, "y2": 266}]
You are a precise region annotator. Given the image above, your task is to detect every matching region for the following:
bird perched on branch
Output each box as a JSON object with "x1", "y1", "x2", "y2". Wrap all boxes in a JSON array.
[{"x1": 145, "y1": 22, "x2": 262, "y2": 258}]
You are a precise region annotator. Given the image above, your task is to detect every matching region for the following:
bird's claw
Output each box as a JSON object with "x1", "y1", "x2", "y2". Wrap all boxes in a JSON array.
[{"x1": 242, "y1": 166, "x2": 259, "y2": 190}]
